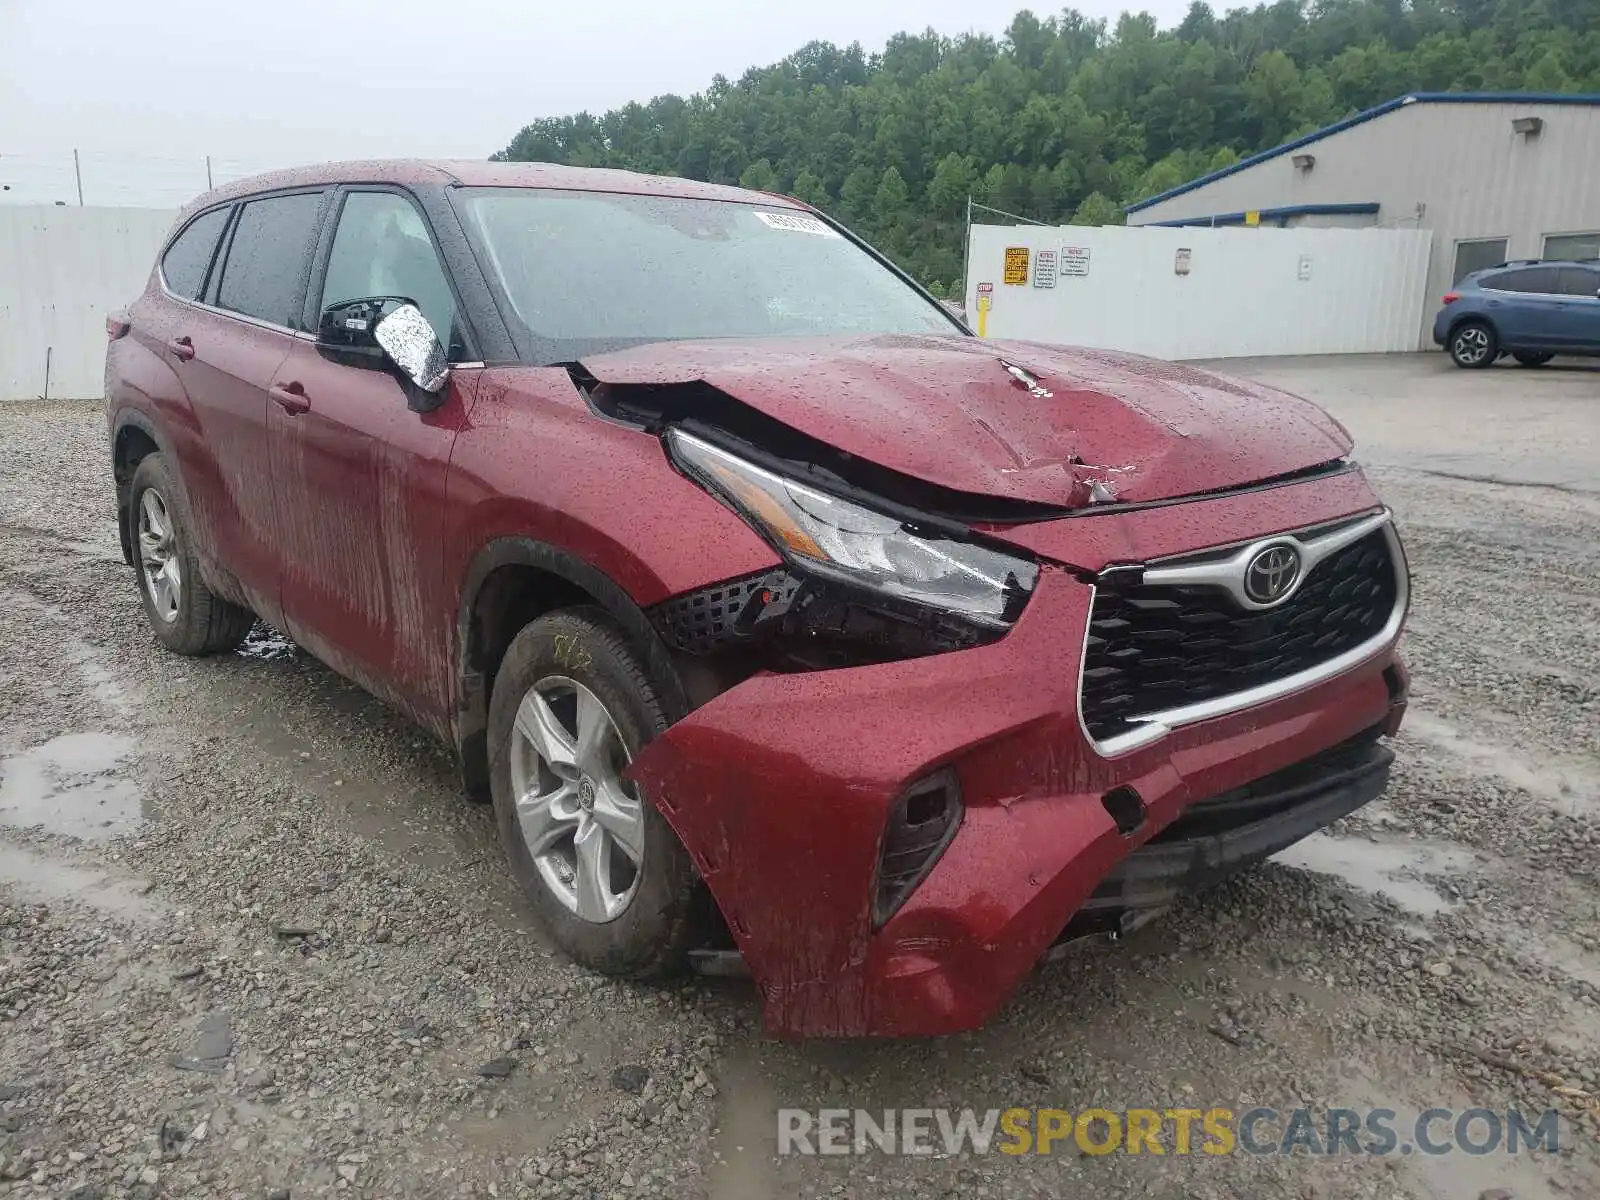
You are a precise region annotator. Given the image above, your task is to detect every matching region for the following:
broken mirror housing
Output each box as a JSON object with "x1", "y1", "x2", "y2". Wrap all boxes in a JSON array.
[{"x1": 666, "y1": 429, "x2": 1039, "y2": 632}]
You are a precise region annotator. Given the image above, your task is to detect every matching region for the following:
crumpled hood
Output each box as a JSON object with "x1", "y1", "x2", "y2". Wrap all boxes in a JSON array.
[{"x1": 580, "y1": 334, "x2": 1352, "y2": 508}]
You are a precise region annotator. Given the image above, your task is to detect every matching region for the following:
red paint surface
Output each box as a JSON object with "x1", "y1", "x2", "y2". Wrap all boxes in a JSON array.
[
  {"x1": 582, "y1": 335, "x2": 1352, "y2": 508},
  {"x1": 266, "y1": 345, "x2": 478, "y2": 729},
  {"x1": 983, "y1": 467, "x2": 1385, "y2": 570},
  {"x1": 109, "y1": 299, "x2": 293, "y2": 628},
  {"x1": 440, "y1": 368, "x2": 780, "y2": 615}
]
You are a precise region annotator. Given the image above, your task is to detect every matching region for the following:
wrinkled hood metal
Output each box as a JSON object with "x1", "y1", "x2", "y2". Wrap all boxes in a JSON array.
[{"x1": 580, "y1": 334, "x2": 1352, "y2": 508}]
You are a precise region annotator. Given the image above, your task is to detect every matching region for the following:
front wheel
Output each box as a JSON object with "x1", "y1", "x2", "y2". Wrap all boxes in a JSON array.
[
  {"x1": 1513, "y1": 351, "x2": 1554, "y2": 367},
  {"x1": 128, "y1": 454, "x2": 255, "y2": 655},
  {"x1": 1448, "y1": 321, "x2": 1498, "y2": 369},
  {"x1": 488, "y1": 608, "x2": 703, "y2": 977}
]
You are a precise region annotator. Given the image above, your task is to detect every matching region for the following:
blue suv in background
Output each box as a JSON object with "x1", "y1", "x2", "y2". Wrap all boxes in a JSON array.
[{"x1": 1434, "y1": 259, "x2": 1600, "y2": 368}]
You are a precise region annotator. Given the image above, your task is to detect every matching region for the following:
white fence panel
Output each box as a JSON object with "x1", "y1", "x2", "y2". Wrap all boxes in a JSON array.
[
  {"x1": 1, "y1": 206, "x2": 177, "y2": 400},
  {"x1": 965, "y1": 223, "x2": 1433, "y2": 358}
]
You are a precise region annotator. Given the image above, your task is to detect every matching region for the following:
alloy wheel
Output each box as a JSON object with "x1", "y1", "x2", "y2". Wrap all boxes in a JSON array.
[
  {"x1": 1453, "y1": 326, "x2": 1490, "y2": 366},
  {"x1": 138, "y1": 489, "x2": 182, "y2": 624},
  {"x1": 508, "y1": 676, "x2": 644, "y2": 923}
]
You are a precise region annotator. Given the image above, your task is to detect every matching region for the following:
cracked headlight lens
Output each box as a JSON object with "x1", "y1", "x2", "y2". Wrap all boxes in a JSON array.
[{"x1": 669, "y1": 429, "x2": 1038, "y2": 629}]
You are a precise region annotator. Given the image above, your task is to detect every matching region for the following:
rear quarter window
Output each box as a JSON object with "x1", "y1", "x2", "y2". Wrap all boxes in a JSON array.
[
  {"x1": 161, "y1": 207, "x2": 230, "y2": 300},
  {"x1": 215, "y1": 192, "x2": 326, "y2": 329}
]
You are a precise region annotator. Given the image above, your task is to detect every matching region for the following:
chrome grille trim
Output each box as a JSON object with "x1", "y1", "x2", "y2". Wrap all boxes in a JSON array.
[{"x1": 1077, "y1": 511, "x2": 1408, "y2": 759}]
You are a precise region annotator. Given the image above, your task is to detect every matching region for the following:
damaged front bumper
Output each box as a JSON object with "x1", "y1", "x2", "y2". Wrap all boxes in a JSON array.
[
  {"x1": 629, "y1": 556, "x2": 1409, "y2": 1038},
  {"x1": 627, "y1": 473, "x2": 1414, "y2": 1043}
]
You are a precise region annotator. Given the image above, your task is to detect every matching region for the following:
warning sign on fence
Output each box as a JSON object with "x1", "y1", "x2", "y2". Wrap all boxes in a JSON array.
[{"x1": 1003, "y1": 247, "x2": 1029, "y2": 285}]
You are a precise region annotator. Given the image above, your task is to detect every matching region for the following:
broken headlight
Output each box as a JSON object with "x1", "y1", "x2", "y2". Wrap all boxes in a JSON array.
[{"x1": 668, "y1": 430, "x2": 1038, "y2": 630}]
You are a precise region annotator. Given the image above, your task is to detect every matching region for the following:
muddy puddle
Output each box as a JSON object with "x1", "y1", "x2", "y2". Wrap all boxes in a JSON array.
[
  {"x1": 1273, "y1": 831, "x2": 1477, "y2": 916},
  {"x1": 0, "y1": 731, "x2": 145, "y2": 838},
  {"x1": 0, "y1": 841, "x2": 164, "y2": 920},
  {"x1": 708, "y1": 1040, "x2": 780, "y2": 1200},
  {"x1": 1403, "y1": 710, "x2": 1599, "y2": 817}
]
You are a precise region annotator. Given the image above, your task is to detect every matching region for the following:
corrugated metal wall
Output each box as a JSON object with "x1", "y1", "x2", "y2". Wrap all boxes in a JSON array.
[
  {"x1": 0, "y1": 206, "x2": 176, "y2": 400},
  {"x1": 965, "y1": 223, "x2": 1432, "y2": 359},
  {"x1": 1128, "y1": 101, "x2": 1600, "y2": 346}
]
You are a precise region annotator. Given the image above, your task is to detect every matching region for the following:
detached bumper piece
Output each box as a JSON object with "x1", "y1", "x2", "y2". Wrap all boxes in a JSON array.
[
  {"x1": 651, "y1": 568, "x2": 994, "y2": 665},
  {"x1": 1058, "y1": 726, "x2": 1393, "y2": 943}
]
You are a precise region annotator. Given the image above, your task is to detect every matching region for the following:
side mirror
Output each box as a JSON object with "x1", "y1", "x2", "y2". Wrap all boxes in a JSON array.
[
  {"x1": 375, "y1": 304, "x2": 449, "y2": 394},
  {"x1": 317, "y1": 298, "x2": 387, "y2": 350}
]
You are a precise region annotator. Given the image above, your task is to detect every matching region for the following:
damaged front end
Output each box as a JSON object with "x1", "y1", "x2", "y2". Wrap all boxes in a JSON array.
[
  {"x1": 571, "y1": 364, "x2": 1063, "y2": 678},
  {"x1": 567, "y1": 344, "x2": 1406, "y2": 1038}
]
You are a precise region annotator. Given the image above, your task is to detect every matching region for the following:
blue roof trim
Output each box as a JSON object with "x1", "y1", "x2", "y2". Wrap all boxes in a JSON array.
[
  {"x1": 1125, "y1": 91, "x2": 1600, "y2": 214},
  {"x1": 1146, "y1": 202, "x2": 1381, "y2": 227}
]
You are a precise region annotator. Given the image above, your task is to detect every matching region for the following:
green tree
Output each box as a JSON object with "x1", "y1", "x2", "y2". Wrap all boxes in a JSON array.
[
  {"x1": 494, "y1": 0, "x2": 1600, "y2": 288},
  {"x1": 790, "y1": 168, "x2": 830, "y2": 208},
  {"x1": 1071, "y1": 192, "x2": 1123, "y2": 226},
  {"x1": 738, "y1": 158, "x2": 778, "y2": 192}
]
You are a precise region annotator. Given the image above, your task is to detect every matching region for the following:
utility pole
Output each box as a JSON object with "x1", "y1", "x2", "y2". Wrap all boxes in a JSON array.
[
  {"x1": 206, "y1": 155, "x2": 213, "y2": 190},
  {"x1": 962, "y1": 194, "x2": 973, "y2": 305},
  {"x1": 73, "y1": 149, "x2": 84, "y2": 206}
]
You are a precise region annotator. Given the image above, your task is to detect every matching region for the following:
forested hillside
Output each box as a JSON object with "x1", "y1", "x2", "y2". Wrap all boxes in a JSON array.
[{"x1": 495, "y1": 1, "x2": 1600, "y2": 293}]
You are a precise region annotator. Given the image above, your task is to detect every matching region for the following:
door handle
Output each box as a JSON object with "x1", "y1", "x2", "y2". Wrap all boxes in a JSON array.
[
  {"x1": 166, "y1": 335, "x2": 196, "y2": 362},
  {"x1": 269, "y1": 381, "x2": 311, "y2": 415}
]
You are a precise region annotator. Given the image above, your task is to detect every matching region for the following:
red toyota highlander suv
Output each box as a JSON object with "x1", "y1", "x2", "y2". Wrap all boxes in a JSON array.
[{"x1": 105, "y1": 160, "x2": 1409, "y2": 1037}]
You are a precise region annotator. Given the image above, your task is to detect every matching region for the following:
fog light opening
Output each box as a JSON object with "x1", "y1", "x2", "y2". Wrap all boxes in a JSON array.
[
  {"x1": 1101, "y1": 786, "x2": 1146, "y2": 837},
  {"x1": 873, "y1": 770, "x2": 963, "y2": 927}
]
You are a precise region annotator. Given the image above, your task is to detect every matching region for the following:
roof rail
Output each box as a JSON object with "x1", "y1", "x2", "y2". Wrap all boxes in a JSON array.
[{"x1": 1492, "y1": 256, "x2": 1600, "y2": 268}]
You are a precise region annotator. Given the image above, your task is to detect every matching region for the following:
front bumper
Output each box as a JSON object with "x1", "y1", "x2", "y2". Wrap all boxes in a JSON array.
[
  {"x1": 1064, "y1": 726, "x2": 1393, "y2": 937},
  {"x1": 629, "y1": 483, "x2": 1410, "y2": 1038}
]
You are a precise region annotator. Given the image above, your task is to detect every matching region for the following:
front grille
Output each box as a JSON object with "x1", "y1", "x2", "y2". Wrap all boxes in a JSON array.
[{"x1": 1080, "y1": 528, "x2": 1399, "y2": 743}]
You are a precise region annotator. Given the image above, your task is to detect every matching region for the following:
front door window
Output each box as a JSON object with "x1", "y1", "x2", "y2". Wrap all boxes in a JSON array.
[{"x1": 321, "y1": 191, "x2": 461, "y2": 357}]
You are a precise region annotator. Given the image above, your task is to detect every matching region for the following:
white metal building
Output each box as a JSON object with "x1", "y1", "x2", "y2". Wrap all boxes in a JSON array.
[
  {"x1": 0, "y1": 205, "x2": 174, "y2": 400},
  {"x1": 1125, "y1": 92, "x2": 1600, "y2": 347}
]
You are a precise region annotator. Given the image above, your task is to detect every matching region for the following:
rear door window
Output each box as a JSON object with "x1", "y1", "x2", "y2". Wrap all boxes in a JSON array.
[
  {"x1": 1485, "y1": 267, "x2": 1560, "y2": 294},
  {"x1": 161, "y1": 207, "x2": 230, "y2": 300},
  {"x1": 1558, "y1": 266, "x2": 1600, "y2": 296},
  {"x1": 215, "y1": 192, "x2": 326, "y2": 329}
]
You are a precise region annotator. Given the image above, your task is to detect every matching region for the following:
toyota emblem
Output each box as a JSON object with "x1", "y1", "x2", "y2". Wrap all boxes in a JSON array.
[{"x1": 1244, "y1": 545, "x2": 1301, "y2": 605}]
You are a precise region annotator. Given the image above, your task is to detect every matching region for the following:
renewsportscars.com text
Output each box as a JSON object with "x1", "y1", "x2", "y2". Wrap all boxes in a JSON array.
[{"x1": 777, "y1": 1106, "x2": 1562, "y2": 1157}]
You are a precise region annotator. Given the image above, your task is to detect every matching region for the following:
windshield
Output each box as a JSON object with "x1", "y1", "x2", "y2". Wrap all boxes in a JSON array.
[{"x1": 454, "y1": 188, "x2": 961, "y2": 362}]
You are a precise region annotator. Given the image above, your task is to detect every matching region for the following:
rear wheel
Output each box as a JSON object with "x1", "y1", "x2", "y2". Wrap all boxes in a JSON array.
[
  {"x1": 129, "y1": 454, "x2": 255, "y2": 655},
  {"x1": 1513, "y1": 351, "x2": 1554, "y2": 367},
  {"x1": 488, "y1": 608, "x2": 702, "y2": 977},
  {"x1": 1448, "y1": 320, "x2": 1497, "y2": 369}
]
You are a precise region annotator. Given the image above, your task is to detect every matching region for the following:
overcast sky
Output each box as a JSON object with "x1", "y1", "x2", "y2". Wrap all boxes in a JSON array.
[{"x1": 1, "y1": 0, "x2": 1190, "y2": 205}]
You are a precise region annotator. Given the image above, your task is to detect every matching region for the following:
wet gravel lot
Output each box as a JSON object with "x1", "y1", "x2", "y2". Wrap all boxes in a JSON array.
[{"x1": 1, "y1": 353, "x2": 1597, "y2": 1199}]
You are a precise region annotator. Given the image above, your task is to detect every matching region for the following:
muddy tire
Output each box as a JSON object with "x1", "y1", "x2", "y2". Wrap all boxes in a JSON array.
[
  {"x1": 488, "y1": 607, "x2": 702, "y2": 977},
  {"x1": 129, "y1": 453, "x2": 255, "y2": 656}
]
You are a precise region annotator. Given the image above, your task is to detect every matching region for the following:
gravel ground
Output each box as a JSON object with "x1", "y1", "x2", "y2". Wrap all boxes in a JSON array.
[{"x1": 1, "y1": 353, "x2": 1597, "y2": 1199}]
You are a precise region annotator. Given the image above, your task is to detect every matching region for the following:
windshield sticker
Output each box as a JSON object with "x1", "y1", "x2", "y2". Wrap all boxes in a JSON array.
[{"x1": 755, "y1": 211, "x2": 840, "y2": 237}]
